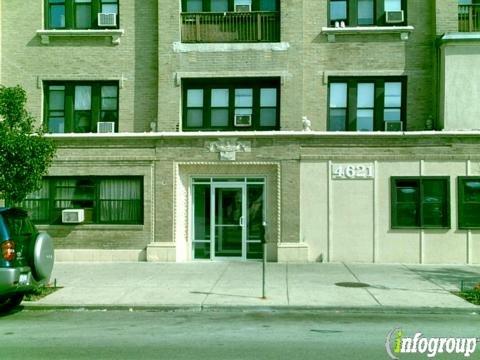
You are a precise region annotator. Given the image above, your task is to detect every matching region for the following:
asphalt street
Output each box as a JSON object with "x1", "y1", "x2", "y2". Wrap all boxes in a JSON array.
[{"x1": 1, "y1": 309, "x2": 480, "y2": 360}]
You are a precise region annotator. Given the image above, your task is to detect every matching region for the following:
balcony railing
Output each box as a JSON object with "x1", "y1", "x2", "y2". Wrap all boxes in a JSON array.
[
  {"x1": 459, "y1": 4, "x2": 480, "y2": 32},
  {"x1": 181, "y1": 11, "x2": 280, "y2": 43}
]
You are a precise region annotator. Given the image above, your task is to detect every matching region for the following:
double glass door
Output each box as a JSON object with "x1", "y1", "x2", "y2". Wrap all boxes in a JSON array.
[{"x1": 192, "y1": 178, "x2": 265, "y2": 260}]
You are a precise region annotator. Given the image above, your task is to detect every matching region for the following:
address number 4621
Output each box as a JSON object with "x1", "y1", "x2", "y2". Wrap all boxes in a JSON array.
[{"x1": 332, "y1": 164, "x2": 374, "y2": 179}]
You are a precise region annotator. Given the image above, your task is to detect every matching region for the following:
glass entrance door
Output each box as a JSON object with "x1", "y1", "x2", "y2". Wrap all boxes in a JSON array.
[
  {"x1": 212, "y1": 184, "x2": 245, "y2": 259},
  {"x1": 192, "y1": 178, "x2": 265, "y2": 260}
]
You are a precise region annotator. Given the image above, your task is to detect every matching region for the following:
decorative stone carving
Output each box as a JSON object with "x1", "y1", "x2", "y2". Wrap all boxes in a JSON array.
[
  {"x1": 207, "y1": 138, "x2": 251, "y2": 161},
  {"x1": 302, "y1": 116, "x2": 312, "y2": 131}
]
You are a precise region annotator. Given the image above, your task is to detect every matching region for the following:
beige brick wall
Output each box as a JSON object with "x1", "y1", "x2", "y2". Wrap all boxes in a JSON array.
[
  {"x1": 40, "y1": 148, "x2": 155, "y2": 250},
  {"x1": 154, "y1": 0, "x2": 438, "y2": 131},
  {"x1": 1, "y1": 0, "x2": 473, "y2": 262},
  {"x1": 436, "y1": 0, "x2": 459, "y2": 34},
  {"x1": 303, "y1": 0, "x2": 436, "y2": 131},
  {"x1": 0, "y1": 0, "x2": 158, "y2": 132},
  {"x1": 46, "y1": 133, "x2": 480, "y2": 263},
  {"x1": 157, "y1": 0, "x2": 304, "y2": 131},
  {"x1": 2, "y1": 0, "x2": 448, "y2": 133}
]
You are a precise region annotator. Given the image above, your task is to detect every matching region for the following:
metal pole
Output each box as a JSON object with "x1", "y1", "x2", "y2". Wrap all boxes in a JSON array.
[
  {"x1": 261, "y1": 221, "x2": 267, "y2": 299},
  {"x1": 262, "y1": 242, "x2": 266, "y2": 299}
]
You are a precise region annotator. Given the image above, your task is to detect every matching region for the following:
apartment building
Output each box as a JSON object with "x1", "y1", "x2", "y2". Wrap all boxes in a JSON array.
[{"x1": 1, "y1": 0, "x2": 480, "y2": 264}]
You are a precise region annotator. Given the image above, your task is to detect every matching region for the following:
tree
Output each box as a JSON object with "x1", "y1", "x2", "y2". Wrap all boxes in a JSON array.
[{"x1": 0, "y1": 85, "x2": 56, "y2": 204}]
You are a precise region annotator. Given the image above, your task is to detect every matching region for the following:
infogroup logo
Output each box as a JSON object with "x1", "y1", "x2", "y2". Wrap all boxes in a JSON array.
[{"x1": 385, "y1": 328, "x2": 478, "y2": 359}]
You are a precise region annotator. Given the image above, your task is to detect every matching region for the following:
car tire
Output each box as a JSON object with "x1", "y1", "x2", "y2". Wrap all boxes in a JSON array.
[
  {"x1": 32, "y1": 232, "x2": 55, "y2": 282},
  {"x1": 0, "y1": 293, "x2": 24, "y2": 312}
]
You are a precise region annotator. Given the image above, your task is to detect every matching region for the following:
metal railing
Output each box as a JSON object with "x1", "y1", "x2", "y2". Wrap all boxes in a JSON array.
[
  {"x1": 181, "y1": 11, "x2": 280, "y2": 43},
  {"x1": 459, "y1": 4, "x2": 480, "y2": 32}
]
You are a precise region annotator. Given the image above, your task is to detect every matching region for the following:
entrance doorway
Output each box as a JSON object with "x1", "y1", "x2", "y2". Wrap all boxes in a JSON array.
[{"x1": 191, "y1": 178, "x2": 265, "y2": 260}]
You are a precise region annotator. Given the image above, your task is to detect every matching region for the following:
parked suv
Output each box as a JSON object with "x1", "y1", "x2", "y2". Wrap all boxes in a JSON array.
[{"x1": 0, "y1": 207, "x2": 54, "y2": 311}]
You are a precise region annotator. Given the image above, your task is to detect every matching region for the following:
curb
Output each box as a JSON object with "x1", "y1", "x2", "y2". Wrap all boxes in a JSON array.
[{"x1": 21, "y1": 303, "x2": 480, "y2": 315}]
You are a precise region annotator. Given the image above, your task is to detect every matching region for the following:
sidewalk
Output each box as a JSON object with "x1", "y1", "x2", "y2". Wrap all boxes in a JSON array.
[{"x1": 25, "y1": 262, "x2": 480, "y2": 313}]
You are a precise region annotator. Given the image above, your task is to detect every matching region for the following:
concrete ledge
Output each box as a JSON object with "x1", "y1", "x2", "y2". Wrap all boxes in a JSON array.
[
  {"x1": 277, "y1": 243, "x2": 309, "y2": 262},
  {"x1": 44, "y1": 130, "x2": 480, "y2": 140},
  {"x1": 146, "y1": 242, "x2": 176, "y2": 262},
  {"x1": 440, "y1": 32, "x2": 480, "y2": 43},
  {"x1": 36, "y1": 29, "x2": 125, "y2": 45},
  {"x1": 172, "y1": 41, "x2": 289, "y2": 53},
  {"x1": 321, "y1": 25, "x2": 414, "y2": 42},
  {"x1": 55, "y1": 249, "x2": 146, "y2": 262}
]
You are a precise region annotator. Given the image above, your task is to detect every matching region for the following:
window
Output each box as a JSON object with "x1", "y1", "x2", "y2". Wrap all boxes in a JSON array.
[
  {"x1": 330, "y1": 0, "x2": 347, "y2": 25},
  {"x1": 328, "y1": 0, "x2": 406, "y2": 26},
  {"x1": 20, "y1": 177, "x2": 143, "y2": 225},
  {"x1": 44, "y1": 82, "x2": 119, "y2": 133},
  {"x1": 328, "y1": 77, "x2": 406, "y2": 132},
  {"x1": 391, "y1": 177, "x2": 450, "y2": 229},
  {"x1": 183, "y1": 78, "x2": 280, "y2": 131},
  {"x1": 458, "y1": 177, "x2": 480, "y2": 229},
  {"x1": 45, "y1": 0, "x2": 119, "y2": 29},
  {"x1": 182, "y1": 0, "x2": 278, "y2": 12}
]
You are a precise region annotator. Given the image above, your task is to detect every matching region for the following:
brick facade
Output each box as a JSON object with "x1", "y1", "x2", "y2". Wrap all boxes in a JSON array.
[{"x1": 1, "y1": 0, "x2": 479, "y2": 263}]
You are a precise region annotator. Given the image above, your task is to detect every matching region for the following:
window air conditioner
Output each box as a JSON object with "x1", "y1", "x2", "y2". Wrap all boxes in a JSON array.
[
  {"x1": 234, "y1": 114, "x2": 252, "y2": 127},
  {"x1": 385, "y1": 121, "x2": 403, "y2": 132},
  {"x1": 385, "y1": 10, "x2": 404, "y2": 24},
  {"x1": 98, "y1": 13, "x2": 117, "y2": 27},
  {"x1": 97, "y1": 122, "x2": 115, "y2": 133},
  {"x1": 235, "y1": 4, "x2": 251, "y2": 12},
  {"x1": 62, "y1": 209, "x2": 85, "y2": 224}
]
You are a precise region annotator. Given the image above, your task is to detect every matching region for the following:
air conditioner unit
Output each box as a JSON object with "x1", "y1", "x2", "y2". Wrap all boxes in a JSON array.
[
  {"x1": 62, "y1": 209, "x2": 85, "y2": 224},
  {"x1": 235, "y1": 4, "x2": 251, "y2": 12},
  {"x1": 234, "y1": 114, "x2": 252, "y2": 127},
  {"x1": 385, "y1": 121, "x2": 403, "y2": 131},
  {"x1": 97, "y1": 122, "x2": 115, "y2": 133},
  {"x1": 98, "y1": 13, "x2": 117, "y2": 27},
  {"x1": 386, "y1": 10, "x2": 404, "y2": 24}
]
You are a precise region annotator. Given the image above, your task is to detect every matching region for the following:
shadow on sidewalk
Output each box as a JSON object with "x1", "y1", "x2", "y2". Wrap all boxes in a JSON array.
[{"x1": 407, "y1": 267, "x2": 480, "y2": 289}]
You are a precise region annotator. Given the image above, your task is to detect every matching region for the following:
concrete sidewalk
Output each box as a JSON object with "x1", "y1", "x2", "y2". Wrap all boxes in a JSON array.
[{"x1": 24, "y1": 262, "x2": 480, "y2": 313}]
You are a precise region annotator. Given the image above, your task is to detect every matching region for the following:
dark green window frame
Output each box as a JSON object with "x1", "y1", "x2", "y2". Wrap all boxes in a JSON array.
[
  {"x1": 44, "y1": 81, "x2": 119, "y2": 134},
  {"x1": 328, "y1": 77, "x2": 407, "y2": 132},
  {"x1": 182, "y1": 78, "x2": 280, "y2": 131},
  {"x1": 328, "y1": 0, "x2": 407, "y2": 27},
  {"x1": 458, "y1": 177, "x2": 480, "y2": 229},
  {"x1": 20, "y1": 177, "x2": 143, "y2": 225},
  {"x1": 182, "y1": 0, "x2": 279, "y2": 12},
  {"x1": 45, "y1": 0, "x2": 119, "y2": 29},
  {"x1": 391, "y1": 177, "x2": 450, "y2": 229}
]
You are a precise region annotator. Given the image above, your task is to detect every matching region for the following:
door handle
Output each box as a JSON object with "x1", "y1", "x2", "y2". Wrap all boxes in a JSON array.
[{"x1": 239, "y1": 216, "x2": 245, "y2": 227}]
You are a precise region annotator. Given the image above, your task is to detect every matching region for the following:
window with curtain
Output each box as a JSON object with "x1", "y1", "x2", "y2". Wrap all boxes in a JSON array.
[
  {"x1": 328, "y1": 77, "x2": 406, "y2": 132},
  {"x1": 328, "y1": 0, "x2": 406, "y2": 26},
  {"x1": 44, "y1": 81, "x2": 119, "y2": 133},
  {"x1": 183, "y1": 78, "x2": 280, "y2": 131},
  {"x1": 45, "y1": 0, "x2": 119, "y2": 29},
  {"x1": 75, "y1": 0, "x2": 92, "y2": 29},
  {"x1": 19, "y1": 180, "x2": 51, "y2": 223},
  {"x1": 21, "y1": 177, "x2": 143, "y2": 225},
  {"x1": 99, "y1": 179, "x2": 142, "y2": 224}
]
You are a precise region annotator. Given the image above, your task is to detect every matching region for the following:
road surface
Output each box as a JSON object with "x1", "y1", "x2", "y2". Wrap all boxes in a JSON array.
[{"x1": 1, "y1": 309, "x2": 479, "y2": 359}]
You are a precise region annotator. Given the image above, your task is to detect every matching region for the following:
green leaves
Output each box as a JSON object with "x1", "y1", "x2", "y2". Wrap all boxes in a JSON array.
[{"x1": 0, "y1": 86, "x2": 56, "y2": 204}]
